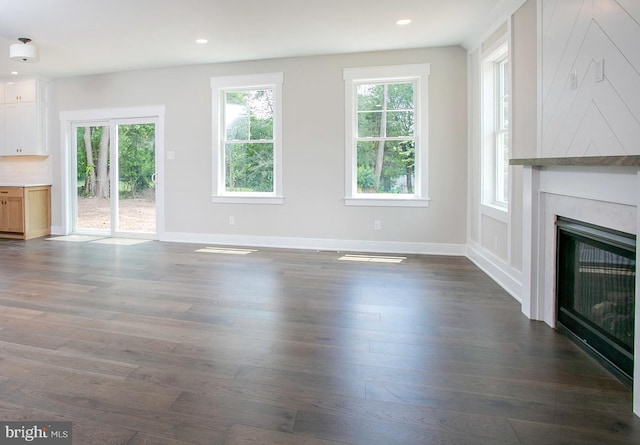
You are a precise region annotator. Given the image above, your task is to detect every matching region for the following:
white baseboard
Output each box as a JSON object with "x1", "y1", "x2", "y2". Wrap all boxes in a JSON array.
[
  {"x1": 161, "y1": 231, "x2": 467, "y2": 256},
  {"x1": 50, "y1": 226, "x2": 65, "y2": 236},
  {"x1": 466, "y1": 241, "x2": 523, "y2": 303}
]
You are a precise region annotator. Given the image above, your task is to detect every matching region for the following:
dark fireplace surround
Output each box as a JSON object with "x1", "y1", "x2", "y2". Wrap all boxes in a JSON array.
[{"x1": 556, "y1": 217, "x2": 636, "y2": 385}]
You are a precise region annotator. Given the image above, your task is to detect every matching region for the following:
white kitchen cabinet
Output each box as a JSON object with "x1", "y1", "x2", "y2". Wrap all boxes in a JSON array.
[
  {"x1": 5, "y1": 80, "x2": 37, "y2": 103},
  {"x1": 0, "y1": 104, "x2": 5, "y2": 154},
  {"x1": 0, "y1": 78, "x2": 49, "y2": 156}
]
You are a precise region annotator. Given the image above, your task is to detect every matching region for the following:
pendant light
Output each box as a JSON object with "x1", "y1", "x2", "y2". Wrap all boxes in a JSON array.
[{"x1": 10, "y1": 37, "x2": 39, "y2": 62}]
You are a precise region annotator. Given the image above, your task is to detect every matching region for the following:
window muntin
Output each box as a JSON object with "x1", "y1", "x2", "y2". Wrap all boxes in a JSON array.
[
  {"x1": 344, "y1": 64, "x2": 430, "y2": 207},
  {"x1": 211, "y1": 72, "x2": 283, "y2": 204}
]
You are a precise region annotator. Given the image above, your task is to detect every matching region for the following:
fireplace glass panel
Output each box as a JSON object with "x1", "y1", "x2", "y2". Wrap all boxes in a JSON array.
[{"x1": 556, "y1": 218, "x2": 635, "y2": 382}]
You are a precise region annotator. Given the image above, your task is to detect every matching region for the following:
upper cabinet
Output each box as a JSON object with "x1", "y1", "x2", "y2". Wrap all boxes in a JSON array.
[
  {"x1": 5, "y1": 80, "x2": 38, "y2": 103},
  {"x1": 0, "y1": 78, "x2": 49, "y2": 156}
]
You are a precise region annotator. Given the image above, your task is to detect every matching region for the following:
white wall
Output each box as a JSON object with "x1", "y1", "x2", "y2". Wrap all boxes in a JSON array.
[
  {"x1": 466, "y1": 0, "x2": 537, "y2": 299},
  {"x1": 48, "y1": 47, "x2": 468, "y2": 253},
  {"x1": 0, "y1": 156, "x2": 51, "y2": 184}
]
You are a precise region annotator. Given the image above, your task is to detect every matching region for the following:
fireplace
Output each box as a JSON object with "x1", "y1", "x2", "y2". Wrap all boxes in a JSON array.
[
  {"x1": 513, "y1": 159, "x2": 640, "y2": 415},
  {"x1": 556, "y1": 218, "x2": 636, "y2": 385}
]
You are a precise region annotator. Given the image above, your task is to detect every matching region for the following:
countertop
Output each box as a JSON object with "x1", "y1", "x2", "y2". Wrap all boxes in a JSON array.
[{"x1": 0, "y1": 184, "x2": 52, "y2": 187}]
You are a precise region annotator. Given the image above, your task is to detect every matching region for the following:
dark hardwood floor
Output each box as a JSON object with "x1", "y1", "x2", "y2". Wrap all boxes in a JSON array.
[{"x1": 0, "y1": 237, "x2": 638, "y2": 444}]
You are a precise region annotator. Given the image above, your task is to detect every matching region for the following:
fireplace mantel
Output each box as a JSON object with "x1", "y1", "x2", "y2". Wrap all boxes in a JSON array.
[{"x1": 510, "y1": 155, "x2": 640, "y2": 167}]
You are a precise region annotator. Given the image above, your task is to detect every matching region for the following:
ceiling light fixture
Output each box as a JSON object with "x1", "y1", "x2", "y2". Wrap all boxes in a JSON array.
[
  {"x1": 195, "y1": 38, "x2": 208, "y2": 44},
  {"x1": 9, "y1": 37, "x2": 39, "y2": 62},
  {"x1": 396, "y1": 19, "x2": 412, "y2": 26}
]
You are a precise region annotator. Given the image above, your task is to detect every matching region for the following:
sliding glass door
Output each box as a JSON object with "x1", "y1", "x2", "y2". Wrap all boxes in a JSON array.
[{"x1": 73, "y1": 119, "x2": 157, "y2": 237}]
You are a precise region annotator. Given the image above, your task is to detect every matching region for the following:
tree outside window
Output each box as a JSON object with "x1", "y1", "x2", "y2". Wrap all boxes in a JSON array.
[
  {"x1": 356, "y1": 82, "x2": 415, "y2": 194},
  {"x1": 224, "y1": 89, "x2": 274, "y2": 193},
  {"x1": 211, "y1": 72, "x2": 283, "y2": 204},
  {"x1": 344, "y1": 64, "x2": 430, "y2": 207}
]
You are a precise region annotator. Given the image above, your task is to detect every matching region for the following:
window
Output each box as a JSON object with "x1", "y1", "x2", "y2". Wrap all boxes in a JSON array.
[
  {"x1": 344, "y1": 64, "x2": 430, "y2": 207},
  {"x1": 211, "y1": 72, "x2": 283, "y2": 204},
  {"x1": 481, "y1": 42, "x2": 510, "y2": 211}
]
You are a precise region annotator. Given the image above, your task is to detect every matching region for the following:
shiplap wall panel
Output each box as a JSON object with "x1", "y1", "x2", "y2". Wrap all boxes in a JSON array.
[
  {"x1": 541, "y1": 0, "x2": 640, "y2": 157},
  {"x1": 617, "y1": 0, "x2": 640, "y2": 22}
]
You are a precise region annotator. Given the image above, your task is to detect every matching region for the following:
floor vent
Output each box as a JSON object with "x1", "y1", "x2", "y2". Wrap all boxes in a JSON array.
[
  {"x1": 195, "y1": 247, "x2": 257, "y2": 255},
  {"x1": 338, "y1": 254, "x2": 406, "y2": 263}
]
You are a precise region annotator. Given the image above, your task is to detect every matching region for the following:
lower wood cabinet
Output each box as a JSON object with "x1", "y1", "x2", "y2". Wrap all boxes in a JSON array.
[{"x1": 0, "y1": 185, "x2": 51, "y2": 239}]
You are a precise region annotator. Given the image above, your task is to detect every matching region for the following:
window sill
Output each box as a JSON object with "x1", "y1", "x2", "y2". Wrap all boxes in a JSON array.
[
  {"x1": 345, "y1": 196, "x2": 430, "y2": 208},
  {"x1": 481, "y1": 203, "x2": 508, "y2": 222},
  {"x1": 211, "y1": 195, "x2": 284, "y2": 205}
]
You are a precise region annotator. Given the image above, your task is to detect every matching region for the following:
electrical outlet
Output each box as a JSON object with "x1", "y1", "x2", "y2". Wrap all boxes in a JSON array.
[
  {"x1": 228, "y1": 216, "x2": 235, "y2": 225},
  {"x1": 373, "y1": 220, "x2": 381, "y2": 231}
]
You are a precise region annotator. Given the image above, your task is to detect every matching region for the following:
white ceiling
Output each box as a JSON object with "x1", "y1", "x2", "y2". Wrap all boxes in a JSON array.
[{"x1": 0, "y1": 0, "x2": 509, "y2": 79}]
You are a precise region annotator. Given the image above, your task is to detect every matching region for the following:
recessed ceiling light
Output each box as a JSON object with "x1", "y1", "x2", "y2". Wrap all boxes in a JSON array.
[
  {"x1": 396, "y1": 19, "x2": 412, "y2": 26},
  {"x1": 11, "y1": 71, "x2": 18, "y2": 75},
  {"x1": 195, "y1": 38, "x2": 208, "y2": 44}
]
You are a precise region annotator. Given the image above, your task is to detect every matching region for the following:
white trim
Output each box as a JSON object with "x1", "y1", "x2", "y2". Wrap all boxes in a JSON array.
[
  {"x1": 211, "y1": 195, "x2": 284, "y2": 205},
  {"x1": 343, "y1": 63, "x2": 430, "y2": 207},
  {"x1": 211, "y1": 72, "x2": 284, "y2": 203},
  {"x1": 482, "y1": 32, "x2": 509, "y2": 59},
  {"x1": 461, "y1": 0, "x2": 529, "y2": 52},
  {"x1": 50, "y1": 225, "x2": 65, "y2": 236},
  {"x1": 506, "y1": 14, "x2": 514, "y2": 266},
  {"x1": 161, "y1": 231, "x2": 466, "y2": 256},
  {"x1": 481, "y1": 203, "x2": 508, "y2": 223},
  {"x1": 59, "y1": 105, "x2": 166, "y2": 122},
  {"x1": 466, "y1": 240, "x2": 523, "y2": 303},
  {"x1": 480, "y1": 39, "x2": 510, "y2": 210},
  {"x1": 345, "y1": 197, "x2": 430, "y2": 207}
]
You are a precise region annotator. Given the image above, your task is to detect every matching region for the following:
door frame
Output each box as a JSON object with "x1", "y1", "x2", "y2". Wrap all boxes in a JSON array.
[{"x1": 60, "y1": 105, "x2": 165, "y2": 239}]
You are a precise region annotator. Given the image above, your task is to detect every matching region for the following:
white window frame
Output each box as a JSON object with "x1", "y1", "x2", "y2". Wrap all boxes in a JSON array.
[
  {"x1": 211, "y1": 72, "x2": 284, "y2": 204},
  {"x1": 481, "y1": 39, "x2": 510, "y2": 217},
  {"x1": 344, "y1": 64, "x2": 430, "y2": 207}
]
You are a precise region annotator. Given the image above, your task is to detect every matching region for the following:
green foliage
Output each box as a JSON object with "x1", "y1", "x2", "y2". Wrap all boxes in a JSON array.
[
  {"x1": 118, "y1": 124, "x2": 155, "y2": 198},
  {"x1": 76, "y1": 126, "x2": 106, "y2": 197},
  {"x1": 76, "y1": 124, "x2": 155, "y2": 199},
  {"x1": 225, "y1": 143, "x2": 273, "y2": 192},
  {"x1": 76, "y1": 133, "x2": 88, "y2": 194},
  {"x1": 224, "y1": 89, "x2": 274, "y2": 192},
  {"x1": 357, "y1": 165, "x2": 376, "y2": 191},
  {"x1": 356, "y1": 82, "x2": 416, "y2": 194}
]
